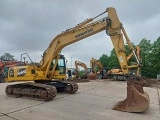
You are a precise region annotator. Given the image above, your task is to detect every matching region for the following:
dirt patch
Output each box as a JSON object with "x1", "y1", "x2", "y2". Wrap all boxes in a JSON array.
[{"x1": 143, "y1": 78, "x2": 160, "y2": 88}]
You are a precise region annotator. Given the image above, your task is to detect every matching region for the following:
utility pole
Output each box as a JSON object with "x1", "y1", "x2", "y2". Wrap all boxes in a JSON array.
[
  {"x1": 71, "y1": 57, "x2": 72, "y2": 68},
  {"x1": 66, "y1": 59, "x2": 68, "y2": 68},
  {"x1": 23, "y1": 57, "x2": 26, "y2": 64}
]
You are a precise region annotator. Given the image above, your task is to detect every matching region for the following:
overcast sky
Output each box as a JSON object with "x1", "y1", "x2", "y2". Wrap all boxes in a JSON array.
[{"x1": 0, "y1": 0, "x2": 160, "y2": 68}]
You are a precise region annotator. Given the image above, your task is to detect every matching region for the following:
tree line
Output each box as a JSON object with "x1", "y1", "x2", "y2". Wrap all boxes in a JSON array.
[{"x1": 99, "y1": 37, "x2": 160, "y2": 78}]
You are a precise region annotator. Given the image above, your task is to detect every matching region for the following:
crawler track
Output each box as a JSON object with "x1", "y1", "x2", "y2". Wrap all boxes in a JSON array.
[
  {"x1": 5, "y1": 81, "x2": 79, "y2": 101},
  {"x1": 5, "y1": 82, "x2": 57, "y2": 101}
]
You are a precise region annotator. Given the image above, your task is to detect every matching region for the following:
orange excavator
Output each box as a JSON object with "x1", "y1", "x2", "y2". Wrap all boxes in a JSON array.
[
  {"x1": 0, "y1": 61, "x2": 5, "y2": 82},
  {"x1": 5, "y1": 7, "x2": 149, "y2": 113},
  {"x1": 0, "y1": 60, "x2": 23, "y2": 82},
  {"x1": 74, "y1": 60, "x2": 88, "y2": 79}
]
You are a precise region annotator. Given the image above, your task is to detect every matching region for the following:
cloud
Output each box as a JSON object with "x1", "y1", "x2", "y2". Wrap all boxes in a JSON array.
[{"x1": 0, "y1": 0, "x2": 160, "y2": 68}]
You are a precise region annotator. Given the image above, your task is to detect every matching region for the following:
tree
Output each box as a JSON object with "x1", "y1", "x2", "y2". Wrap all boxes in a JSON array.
[
  {"x1": 149, "y1": 37, "x2": 160, "y2": 76},
  {"x1": 107, "y1": 49, "x2": 119, "y2": 68},
  {"x1": 0, "y1": 53, "x2": 15, "y2": 61},
  {"x1": 139, "y1": 38, "x2": 152, "y2": 78},
  {"x1": 99, "y1": 54, "x2": 109, "y2": 67}
]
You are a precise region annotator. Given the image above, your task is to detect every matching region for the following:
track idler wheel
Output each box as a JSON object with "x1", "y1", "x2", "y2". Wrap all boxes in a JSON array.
[
  {"x1": 112, "y1": 80, "x2": 150, "y2": 112},
  {"x1": 5, "y1": 86, "x2": 13, "y2": 96},
  {"x1": 65, "y1": 83, "x2": 78, "y2": 94}
]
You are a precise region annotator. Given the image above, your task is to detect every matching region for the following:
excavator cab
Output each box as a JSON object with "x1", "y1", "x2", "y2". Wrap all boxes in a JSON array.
[
  {"x1": 49, "y1": 55, "x2": 67, "y2": 79},
  {"x1": 58, "y1": 55, "x2": 66, "y2": 75},
  {"x1": 51, "y1": 55, "x2": 66, "y2": 74}
]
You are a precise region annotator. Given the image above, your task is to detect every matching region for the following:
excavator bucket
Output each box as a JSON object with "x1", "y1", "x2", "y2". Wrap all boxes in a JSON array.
[{"x1": 112, "y1": 80, "x2": 150, "y2": 112}]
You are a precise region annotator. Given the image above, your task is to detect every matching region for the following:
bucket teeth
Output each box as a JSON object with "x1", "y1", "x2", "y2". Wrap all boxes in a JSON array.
[{"x1": 112, "y1": 81, "x2": 150, "y2": 113}]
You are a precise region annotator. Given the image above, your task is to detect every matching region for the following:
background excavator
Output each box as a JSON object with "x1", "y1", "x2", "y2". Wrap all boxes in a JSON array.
[
  {"x1": 74, "y1": 60, "x2": 88, "y2": 79},
  {"x1": 5, "y1": 7, "x2": 149, "y2": 113},
  {"x1": 90, "y1": 58, "x2": 104, "y2": 79},
  {"x1": 89, "y1": 58, "x2": 112, "y2": 79}
]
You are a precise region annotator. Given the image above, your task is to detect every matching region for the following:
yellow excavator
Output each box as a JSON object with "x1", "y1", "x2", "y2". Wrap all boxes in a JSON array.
[
  {"x1": 90, "y1": 58, "x2": 112, "y2": 79},
  {"x1": 5, "y1": 7, "x2": 149, "y2": 113},
  {"x1": 90, "y1": 58, "x2": 104, "y2": 78},
  {"x1": 74, "y1": 60, "x2": 88, "y2": 79}
]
